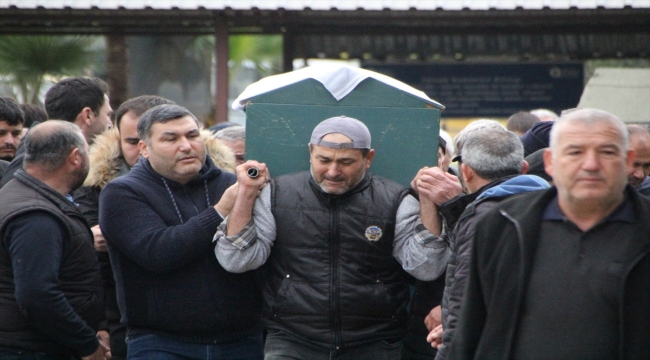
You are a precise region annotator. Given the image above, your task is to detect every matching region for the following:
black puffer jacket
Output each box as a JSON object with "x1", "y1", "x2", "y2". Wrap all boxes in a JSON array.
[{"x1": 264, "y1": 171, "x2": 409, "y2": 349}]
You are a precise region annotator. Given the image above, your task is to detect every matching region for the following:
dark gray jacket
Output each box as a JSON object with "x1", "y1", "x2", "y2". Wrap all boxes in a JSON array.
[
  {"x1": 0, "y1": 160, "x2": 9, "y2": 183},
  {"x1": 265, "y1": 172, "x2": 410, "y2": 349},
  {"x1": 436, "y1": 175, "x2": 549, "y2": 360}
]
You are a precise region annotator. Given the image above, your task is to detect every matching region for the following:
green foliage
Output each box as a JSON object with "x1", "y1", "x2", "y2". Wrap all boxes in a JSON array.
[
  {"x1": 194, "y1": 34, "x2": 282, "y2": 76},
  {"x1": 0, "y1": 36, "x2": 95, "y2": 104},
  {"x1": 229, "y1": 35, "x2": 283, "y2": 75}
]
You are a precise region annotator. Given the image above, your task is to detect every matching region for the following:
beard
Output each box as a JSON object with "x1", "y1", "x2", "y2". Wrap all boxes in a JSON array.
[
  {"x1": 0, "y1": 145, "x2": 16, "y2": 161},
  {"x1": 69, "y1": 159, "x2": 90, "y2": 191},
  {"x1": 310, "y1": 166, "x2": 365, "y2": 195}
]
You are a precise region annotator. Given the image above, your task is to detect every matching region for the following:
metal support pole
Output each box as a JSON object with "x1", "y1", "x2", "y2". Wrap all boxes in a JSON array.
[
  {"x1": 283, "y1": 30, "x2": 294, "y2": 73},
  {"x1": 215, "y1": 16, "x2": 229, "y2": 124}
]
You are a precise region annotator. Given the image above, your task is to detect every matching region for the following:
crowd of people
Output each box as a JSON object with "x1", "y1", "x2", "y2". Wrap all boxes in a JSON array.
[{"x1": 1, "y1": 75, "x2": 649, "y2": 360}]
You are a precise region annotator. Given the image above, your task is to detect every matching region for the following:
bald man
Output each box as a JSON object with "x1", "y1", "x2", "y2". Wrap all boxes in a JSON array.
[{"x1": 0, "y1": 121, "x2": 106, "y2": 360}]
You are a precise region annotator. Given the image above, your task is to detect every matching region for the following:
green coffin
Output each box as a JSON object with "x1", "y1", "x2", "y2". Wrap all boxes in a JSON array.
[{"x1": 242, "y1": 77, "x2": 443, "y2": 188}]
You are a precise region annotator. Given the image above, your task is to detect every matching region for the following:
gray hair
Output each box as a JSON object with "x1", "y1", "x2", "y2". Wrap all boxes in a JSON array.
[
  {"x1": 530, "y1": 108, "x2": 559, "y2": 122},
  {"x1": 23, "y1": 120, "x2": 86, "y2": 172},
  {"x1": 454, "y1": 119, "x2": 505, "y2": 153},
  {"x1": 627, "y1": 124, "x2": 650, "y2": 144},
  {"x1": 550, "y1": 108, "x2": 628, "y2": 152},
  {"x1": 214, "y1": 125, "x2": 245, "y2": 141},
  {"x1": 506, "y1": 111, "x2": 540, "y2": 134},
  {"x1": 460, "y1": 127, "x2": 524, "y2": 180},
  {"x1": 137, "y1": 104, "x2": 200, "y2": 144}
]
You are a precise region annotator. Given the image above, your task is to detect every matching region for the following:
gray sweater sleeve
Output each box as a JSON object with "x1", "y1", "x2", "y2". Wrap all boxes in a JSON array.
[
  {"x1": 392, "y1": 194, "x2": 450, "y2": 281},
  {"x1": 215, "y1": 190, "x2": 450, "y2": 280},
  {"x1": 214, "y1": 186, "x2": 276, "y2": 273}
]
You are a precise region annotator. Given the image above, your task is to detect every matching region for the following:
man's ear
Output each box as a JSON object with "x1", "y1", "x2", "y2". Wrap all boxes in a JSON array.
[
  {"x1": 308, "y1": 143, "x2": 313, "y2": 163},
  {"x1": 138, "y1": 140, "x2": 150, "y2": 159},
  {"x1": 460, "y1": 163, "x2": 474, "y2": 183},
  {"x1": 364, "y1": 149, "x2": 376, "y2": 169},
  {"x1": 79, "y1": 107, "x2": 94, "y2": 126},
  {"x1": 626, "y1": 149, "x2": 636, "y2": 176},
  {"x1": 543, "y1": 148, "x2": 553, "y2": 179},
  {"x1": 68, "y1": 148, "x2": 82, "y2": 168},
  {"x1": 521, "y1": 160, "x2": 529, "y2": 175}
]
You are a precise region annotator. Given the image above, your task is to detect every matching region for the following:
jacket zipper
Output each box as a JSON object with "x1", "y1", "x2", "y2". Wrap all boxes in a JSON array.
[
  {"x1": 498, "y1": 209, "x2": 528, "y2": 359},
  {"x1": 330, "y1": 198, "x2": 342, "y2": 349},
  {"x1": 617, "y1": 245, "x2": 650, "y2": 359}
]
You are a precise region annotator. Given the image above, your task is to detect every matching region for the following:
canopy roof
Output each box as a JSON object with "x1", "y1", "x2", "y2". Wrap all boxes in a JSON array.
[{"x1": 3, "y1": 0, "x2": 649, "y2": 10}]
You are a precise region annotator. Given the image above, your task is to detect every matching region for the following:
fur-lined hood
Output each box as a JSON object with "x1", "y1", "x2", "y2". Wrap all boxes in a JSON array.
[{"x1": 83, "y1": 127, "x2": 236, "y2": 189}]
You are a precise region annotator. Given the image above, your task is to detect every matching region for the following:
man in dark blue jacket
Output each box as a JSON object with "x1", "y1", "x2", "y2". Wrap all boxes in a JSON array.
[{"x1": 99, "y1": 104, "x2": 263, "y2": 360}]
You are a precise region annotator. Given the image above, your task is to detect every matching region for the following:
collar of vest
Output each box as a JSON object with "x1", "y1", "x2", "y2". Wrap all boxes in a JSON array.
[{"x1": 14, "y1": 170, "x2": 79, "y2": 214}]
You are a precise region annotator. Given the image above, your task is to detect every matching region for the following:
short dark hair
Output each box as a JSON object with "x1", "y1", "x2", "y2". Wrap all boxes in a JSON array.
[
  {"x1": 19, "y1": 103, "x2": 48, "y2": 128},
  {"x1": 45, "y1": 77, "x2": 108, "y2": 122},
  {"x1": 115, "y1": 95, "x2": 175, "y2": 130},
  {"x1": 0, "y1": 97, "x2": 25, "y2": 126},
  {"x1": 137, "y1": 104, "x2": 200, "y2": 143},
  {"x1": 23, "y1": 121, "x2": 86, "y2": 172},
  {"x1": 506, "y1": 111, "x2": 540, "y2": 134}
]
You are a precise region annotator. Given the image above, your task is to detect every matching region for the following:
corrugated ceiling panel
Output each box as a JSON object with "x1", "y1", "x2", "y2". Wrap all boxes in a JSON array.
[{"x1": 1, "y1": 0, "x2": 649, "y2": 9}]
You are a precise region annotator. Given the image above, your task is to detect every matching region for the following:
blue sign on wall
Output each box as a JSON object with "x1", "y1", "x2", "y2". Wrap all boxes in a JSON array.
[{"x1": 363, "y1": 63, "x2": 584, "y2": 118}]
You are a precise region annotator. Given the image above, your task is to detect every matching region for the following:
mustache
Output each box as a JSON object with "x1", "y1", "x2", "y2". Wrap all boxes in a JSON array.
[
  {"x1": 177, "y1": 153, "x2": 198, "y2": 161},
  {"x1": 578, "y1": 172, "x2": 606, "y2": 182},
  {"x1": 323, "y1": 175, "x2": 346, "y2": 182},
  {"x1": 0, "y1": 144, "x2": 17, "y2": 151}
]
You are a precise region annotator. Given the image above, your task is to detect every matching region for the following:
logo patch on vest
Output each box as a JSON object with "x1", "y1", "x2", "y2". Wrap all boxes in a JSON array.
[{"x1": 365, "y1": 225, "x2": 383, "y2": 242}]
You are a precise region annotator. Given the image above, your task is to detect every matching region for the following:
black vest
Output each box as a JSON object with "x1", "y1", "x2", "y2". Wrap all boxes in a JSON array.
[
  {"x1": 0, "y1": 171, "x2": 101, "y2": 357},
  {"x1": 264, "y1": 171, "x2": 410, "y2": 349}
]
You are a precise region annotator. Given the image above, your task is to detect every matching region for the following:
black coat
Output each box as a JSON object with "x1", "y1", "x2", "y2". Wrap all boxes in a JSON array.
[
  {"x1": 265, "y1": 171, "x2": 409, "y2": 349},
  {"x1": 449, "y1": 186, "x2": 650, "y2": 360},
  {"x1": 0, "y1": 171, "x2": 101, "y2": 357}
]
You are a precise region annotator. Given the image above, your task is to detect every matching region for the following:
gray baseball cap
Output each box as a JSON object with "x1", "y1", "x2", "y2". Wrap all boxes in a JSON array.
[{"x1": 310, "y1": 116, "x2": 371, "y2": 149}]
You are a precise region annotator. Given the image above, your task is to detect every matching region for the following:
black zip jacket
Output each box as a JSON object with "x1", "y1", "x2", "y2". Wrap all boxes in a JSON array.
[
  {"x1": 263, "y1": 171, "x2": 409, "y2": 349},
  {"x1": 449, "y1": 186, "x2": 650, "y2": 359}
]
